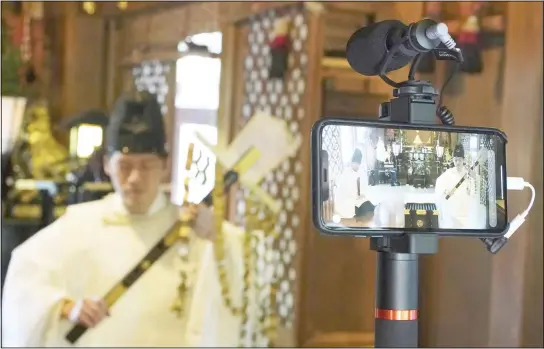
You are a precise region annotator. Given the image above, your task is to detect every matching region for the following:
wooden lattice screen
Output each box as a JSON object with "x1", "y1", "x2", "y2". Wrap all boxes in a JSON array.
[{"x1": 233, "y1": 4, "x2": 310, "y2": 331}]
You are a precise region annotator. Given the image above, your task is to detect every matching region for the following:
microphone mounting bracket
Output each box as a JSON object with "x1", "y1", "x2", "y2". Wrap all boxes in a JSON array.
[
  {"x1": 378, "y1": 36, "x2": 464, "y2": 90},
  {"x1": 377, "y1": 34, "x2": 463, "y2": 125}
]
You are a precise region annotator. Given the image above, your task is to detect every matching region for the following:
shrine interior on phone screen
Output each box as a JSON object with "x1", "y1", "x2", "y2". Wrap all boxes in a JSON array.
[{"x1": 321, "y1": 125, "x2": 506, "y2": 231}]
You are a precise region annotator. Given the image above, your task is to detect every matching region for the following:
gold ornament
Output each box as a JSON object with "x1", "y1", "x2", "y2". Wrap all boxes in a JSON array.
[
  {"x1": 82, "y1": 2, "x2": 96, "y2": 15},
  {"x1": 171, "y1": 144, "x2": 196, "y2": 317},
  {"x1": 252, "y1": 198, "x2": 279, "y2": 347},
  {"x1": 170, "y1": 143, "x2": 281, "y2": 346},
  {"x1": 210, "y1": 161, "x2": 279, "y2": 346},
  {"x1": 212, "y1": 161, "x2": 249, "y2": 317},
  {"x1": 15, "y1": 99, "x2": 70, "y2": 180},
  {"x1": 116, "y1": 1, "x2": 128, "y2": 10}
]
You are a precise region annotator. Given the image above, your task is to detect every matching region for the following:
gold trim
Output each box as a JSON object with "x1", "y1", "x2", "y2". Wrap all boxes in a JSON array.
[
  {"x1": 103, "y1": 283, "x2": 127, "y2": 307},
  {"x1": 233, "y1": 147, "x2": 261, "y2": 173},
  {"x1": 54, "y1": 206, "x2": 66, "y2": 217},
  {"x1": 141, "y1": 260, "x2": 151, "y2": 270},
  {"x1": 12, "y1": 204, "x2": 41, "y2": 218}
]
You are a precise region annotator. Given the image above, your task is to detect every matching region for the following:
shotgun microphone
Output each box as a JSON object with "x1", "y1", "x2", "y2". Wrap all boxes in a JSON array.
[{"x1": 346, "y1": 18, "x2": 455, "y2": 76}]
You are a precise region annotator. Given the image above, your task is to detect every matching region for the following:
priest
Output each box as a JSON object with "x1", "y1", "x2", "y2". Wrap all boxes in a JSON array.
[
  {"x1": 333, "y1": 148, "x2": 368, "y2": 219},
  {"x1": 435, "y1": 144, "x2": 479, "y2": 229},
  {"x1": 2, "y1": 92, "x2": 253, "y2": 347}
]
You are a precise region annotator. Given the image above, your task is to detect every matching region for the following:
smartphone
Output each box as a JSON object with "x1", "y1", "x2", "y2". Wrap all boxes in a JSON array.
[{"x1": 311, "y1": 118, "x2": 508, "y2": 238}]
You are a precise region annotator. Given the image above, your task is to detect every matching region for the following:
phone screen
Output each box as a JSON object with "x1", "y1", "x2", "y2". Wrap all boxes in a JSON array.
[{"x1": 315, "y1": 121, "x2": 507, "y2": 235}]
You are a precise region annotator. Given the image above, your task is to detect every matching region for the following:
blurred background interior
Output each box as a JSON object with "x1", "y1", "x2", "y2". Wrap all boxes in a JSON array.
[{"x1": 1, "y1": 1, "x2": 542, "y2": 347}]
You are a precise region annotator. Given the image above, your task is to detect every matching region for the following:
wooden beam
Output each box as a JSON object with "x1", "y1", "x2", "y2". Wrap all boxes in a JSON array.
[
  {"x1": 324, "y1": 2, "x2": 379, "y2": 13},
  {"x1": 99, "y1": 1, "x2": 186, "y2": 18},
  {"x1": 302, "y1": 331, "x2": 374, "y2": 348}
]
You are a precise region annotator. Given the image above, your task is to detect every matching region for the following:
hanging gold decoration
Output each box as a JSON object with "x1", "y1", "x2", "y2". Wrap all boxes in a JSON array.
[
  {"x1": 169, "y1": 142, "x2": 281, "y2": 346},
  {"x1": 170, "y1": 144, "x2": 196, "y2": 317},
  {"x1": 245, "y1": 192, "x2": 280, "y2": 347},
  {"x1": 212, "y1": 161, "x2": 249, "y2": 316},
  {"x1": 82, "y1": 2, "x2": 96, "y2": 15},
  {"x1": 14, "y1": 99, "x2": 69, "y2": 180},
  {"x1": 238, "y1": 183, "x2": 255, "y2": 347},
  {"x1": 116, "y1": 1, "x2": 128, "y2": 11}
]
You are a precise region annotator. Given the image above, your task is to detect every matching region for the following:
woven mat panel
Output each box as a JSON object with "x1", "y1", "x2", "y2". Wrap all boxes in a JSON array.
[
  {"x1": 321, "y1": 125, "x2": 343, "y2": 184},
  {"x1": 233, "y1": 4, "x2": 309, "y2": 330},
  {"x1": 131, "y1": 61, "x2": 171, "y2": 116}
]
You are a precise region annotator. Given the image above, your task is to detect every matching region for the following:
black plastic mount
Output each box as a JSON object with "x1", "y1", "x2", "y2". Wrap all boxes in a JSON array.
[{"x1": 379, "y1": 80, "x2": 439, "y2": 125}]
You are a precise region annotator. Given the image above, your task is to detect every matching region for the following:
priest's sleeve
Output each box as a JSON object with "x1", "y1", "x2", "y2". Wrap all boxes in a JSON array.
[
  {"x1": 183, "y1": 217, "x2": 249, "y2": 346},
  {"x1": 1, "y1": 220, "x2": 72, "y2": 346},
  {"x1": 434, "y1": 174, "x2": 447, "y2": 228}
]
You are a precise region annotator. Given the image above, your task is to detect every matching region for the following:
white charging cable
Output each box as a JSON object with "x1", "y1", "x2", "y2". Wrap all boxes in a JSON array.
[
  {"x1": 482, "y1": 177, "x2": 536, "y2": 253},
  {"x1": 504, "y1": 177, "x2": 535, "y2": 238}
]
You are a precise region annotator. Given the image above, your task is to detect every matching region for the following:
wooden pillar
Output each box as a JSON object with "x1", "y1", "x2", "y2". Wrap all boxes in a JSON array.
[
  {"x1": 104, "y1": 18, "x2": 118, "y2": 109},
  {"x1": 60, "y1": 3, "x2": 107, "y2": 118},
  {"x1": 296, "y1": 7, "x2": 325, "y2": 347},
  {"x1": 421, "y1": 2, "x2": 543, "y2": 347},
  {"x1": 488, "y1": 2, "x2": 543, "y2": 347}
]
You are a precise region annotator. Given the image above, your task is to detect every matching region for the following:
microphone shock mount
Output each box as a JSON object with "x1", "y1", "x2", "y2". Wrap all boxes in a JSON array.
[{"x1": 376, "y1": 25, "x2": 463, "y2": 126}]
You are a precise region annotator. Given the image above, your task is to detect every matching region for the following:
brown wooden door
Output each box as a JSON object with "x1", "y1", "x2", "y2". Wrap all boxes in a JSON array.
[{"x1": 299, "y1": 234, "x2": 376, "y2": 347}]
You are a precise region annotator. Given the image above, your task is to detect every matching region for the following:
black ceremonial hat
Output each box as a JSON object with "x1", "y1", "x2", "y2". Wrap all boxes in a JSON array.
[
  {"x1": 106, "y1": 92, "x2": 168, "y2": 157},
  {"x1": 453, "y1": 144, "x2": 465, "y2": 158},
  {"x1": 354, "y1": 200, "x2": 376, "y2": 218},
  {"x1": 352, "y1": 148, "x2": 363, "y2": 164}
]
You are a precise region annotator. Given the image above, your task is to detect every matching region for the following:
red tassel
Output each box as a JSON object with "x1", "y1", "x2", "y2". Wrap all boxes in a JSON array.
[
  {"x1": 458, "y1": 32, "x2": 479, "y2": 45},
  {"x1": 270, "y1": 35, "x2": 288, "y2": 49}
]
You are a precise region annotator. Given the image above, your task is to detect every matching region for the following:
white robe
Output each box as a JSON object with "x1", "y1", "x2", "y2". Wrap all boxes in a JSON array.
[
  {"x1": 435, "y1": 167, "x2": 478, "y2": 229},
  {"x1": 333, "y1": 167, "x2": 366, "y2": 219},
  {"x1": 2, "y1": 193, "x2": 255, "y2": 347}
]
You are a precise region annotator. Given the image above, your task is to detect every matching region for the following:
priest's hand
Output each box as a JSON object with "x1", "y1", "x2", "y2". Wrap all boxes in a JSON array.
[
  {"x1": 61, "y1": 298, "x2": 110, "y2": 328},
  {"x1": 182, "y1": 203, "x2": 215, "y2": 240}
]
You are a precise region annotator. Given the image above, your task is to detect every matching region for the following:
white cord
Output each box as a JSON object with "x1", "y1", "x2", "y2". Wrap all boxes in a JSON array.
[
  {"x1": 503, "y1": 177, "x2": 535, "y2": 239},
  {"x1": 522, "y1": 182, "x2": 535, "y2": 217},
  {"x1": 426, "y1": 22, "x2": 457, "y2": 50}
]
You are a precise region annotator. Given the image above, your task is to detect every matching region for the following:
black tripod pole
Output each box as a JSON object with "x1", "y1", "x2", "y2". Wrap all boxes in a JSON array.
[
  {"x1": 374, "y1": 251, "x2": 419, "y2": 347},
  {"x1": 370, "y1": 234, "x2": 437, "y2": 348}
]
